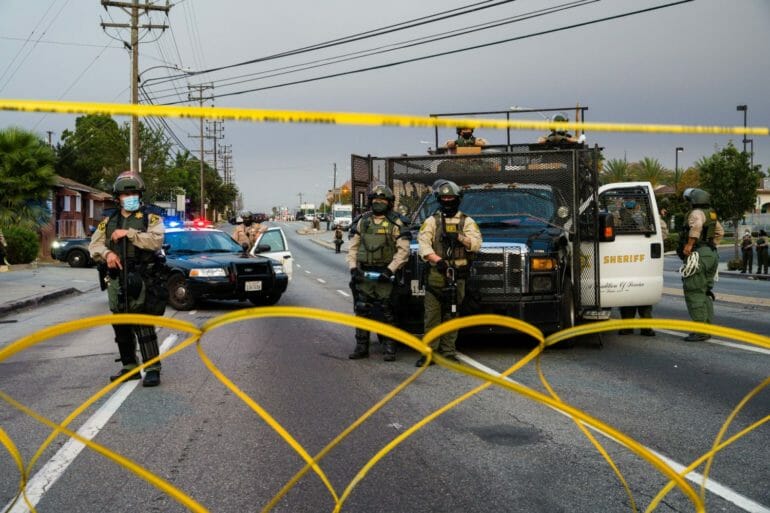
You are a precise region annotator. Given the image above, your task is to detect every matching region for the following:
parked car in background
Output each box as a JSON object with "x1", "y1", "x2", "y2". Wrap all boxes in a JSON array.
[
  {"x1": 51, "y1": 238, "x2": 94, "y2": 268},
  {"x1": 249, "y1": 226, "x2": 293, "y2": 280},
  {"x1": 163, "y1": 226, "x2": 288, "y2": 310}
]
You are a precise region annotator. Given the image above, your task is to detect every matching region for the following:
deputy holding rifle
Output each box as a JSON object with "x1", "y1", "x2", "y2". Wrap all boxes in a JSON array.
[
  {"x1": 416, "y1": 180, "x2": 481, "y2": 367},
  {"x1": 346, "y1": 184, "x2": 410, "y2": 362},
  {"x1": 89, "y1": 171, "x2": 167, "y2": 387}
]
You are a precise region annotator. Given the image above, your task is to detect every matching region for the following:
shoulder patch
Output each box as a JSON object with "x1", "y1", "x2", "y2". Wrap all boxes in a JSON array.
[
  {"x1": 149, "y1": 214, "x2": 161, "y2": 226},
  {"x1": 97, "y1": 220, "x2": 107, "y2": 232}
]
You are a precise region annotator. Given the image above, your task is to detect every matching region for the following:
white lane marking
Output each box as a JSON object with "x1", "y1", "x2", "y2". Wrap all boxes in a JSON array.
[
  {"x1": 296, "y1": 263, "x2": 302, "y2": 268},
  {"x1": 304, "y1": 270, "x2": 311, "y2": 274},
  {"x1": 317, "y1": 278, "x2": 326, "y2": 284},
  {"x1": 5, "y1": 334, "x2": 179, "y2": 513},
  {"x1": 657, "y1": 330, "x2": 770, "y2": 355},
  {"x1": 456, "y1": 353, "x2": 770, "y2": 513},
  {"x1": 337, "y1": 290, "x2": 350, "y2": 297}
]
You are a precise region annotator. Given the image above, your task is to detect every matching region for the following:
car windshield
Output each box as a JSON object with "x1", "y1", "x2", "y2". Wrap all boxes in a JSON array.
[
  {"x1": 165, "y1": 230, "x2": 242, "y2": 254},
  {"x1": 417, "y1": 188, "x2": 557, "y2": 227}
]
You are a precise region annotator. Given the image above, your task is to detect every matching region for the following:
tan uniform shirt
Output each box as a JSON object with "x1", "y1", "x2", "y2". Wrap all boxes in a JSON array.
[
  {"x1": 232, "y1": 223, "x2": 266, "y2": 248},
  {"x1": 687, "y1": 209, "x2": 724, "y2": 245},
  {"x1": 89, "y1": 212, "x2": 164, "y2": 262},
  {"x1": 418, "y1": 211, "x2": 482, "y2": 263},
  {"x1": 346, "y1": 215, "x2": 410, "y2": 274}
]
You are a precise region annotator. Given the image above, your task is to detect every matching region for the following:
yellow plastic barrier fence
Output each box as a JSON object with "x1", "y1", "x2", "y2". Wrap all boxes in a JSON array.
[
  {"x1": 1, "y1": 311, "x2": 768, "y2": 513},
  {"x1": 1, "y1": 98, "x2": 769, "y2": 136}
]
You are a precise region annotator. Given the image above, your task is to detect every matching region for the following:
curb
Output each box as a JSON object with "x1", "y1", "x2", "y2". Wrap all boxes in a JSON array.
[{"x1": 0, "y1": 287, "x2": 80, "y2": 316}]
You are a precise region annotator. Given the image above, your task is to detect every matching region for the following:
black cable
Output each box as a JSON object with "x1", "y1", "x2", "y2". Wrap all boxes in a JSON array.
[{"x1": 164, "y1": 0, "x2": 692, "y2": 104}]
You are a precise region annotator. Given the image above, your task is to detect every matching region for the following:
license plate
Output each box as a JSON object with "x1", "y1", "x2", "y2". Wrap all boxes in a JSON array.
[{"x1": 244, "y1": 281, "x2": 262, "y2": 291}]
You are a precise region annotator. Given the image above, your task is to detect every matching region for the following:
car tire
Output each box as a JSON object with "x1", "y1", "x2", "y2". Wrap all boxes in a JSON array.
[
  {"x1": 553, "y1": 282, "x2": 576, "y2": 348},
  {"x1": 168, "y1": 274, "x2": 196, "y2": 310},
  {"x1": 66, "y1": 249, "x2": 88, "y2": 268},
  {"x1": 248, "y1": 293, "x2": 281, "y2": 306}
]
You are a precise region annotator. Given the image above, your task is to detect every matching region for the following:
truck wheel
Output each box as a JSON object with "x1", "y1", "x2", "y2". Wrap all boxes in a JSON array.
[
  {"x1": 168, "y1": 274, "x2": 195, "y2": 310},
  {"x1": 248, "y1": 293, "x2": 281, "y2": 306},
  {"x1": 66, "y1": 249, "x2": 88, "y2": 268},
  {"x1": 555, "y1": 284, "x2": 576, "y2": 348}
]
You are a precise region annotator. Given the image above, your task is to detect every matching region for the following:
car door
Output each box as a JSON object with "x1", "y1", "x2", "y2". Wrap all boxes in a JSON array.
[
  {"x1": 253, "y1": 227, "x2": 293, "y2": 280},
  {"x1": 596, "y1": 181, "x2": 664, "y2": 308}
]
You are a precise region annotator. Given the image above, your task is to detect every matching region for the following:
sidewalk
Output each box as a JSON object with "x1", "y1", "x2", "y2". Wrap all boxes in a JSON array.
[{"x1": 0, "y1": 261, "x2": 101, "y2": 317}]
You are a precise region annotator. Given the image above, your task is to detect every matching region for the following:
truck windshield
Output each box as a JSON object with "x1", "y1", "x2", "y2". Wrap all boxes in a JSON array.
[{"x1": 418, "y1": 188, "x2": 557, "y2": 227}]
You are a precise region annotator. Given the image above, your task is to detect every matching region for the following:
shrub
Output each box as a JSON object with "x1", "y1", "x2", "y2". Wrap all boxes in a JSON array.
[
  {"x1": 3, "y1": 225, "x2": 40, "y2": 264},
  {"x1": 664, "y1": 234, "x2": 679, "y2": 253},
  {"x1": 727, "y1": 258, "x2": 743, "y2": 271}
]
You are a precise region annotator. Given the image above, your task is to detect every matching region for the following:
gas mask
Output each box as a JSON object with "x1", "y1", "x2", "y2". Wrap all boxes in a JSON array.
[
  {"x1": 371, "y1": 201, "x2": 389, "y2": 215},
  {"x1": 439, "y1": 198, "x2": 460, "y2": 217}
]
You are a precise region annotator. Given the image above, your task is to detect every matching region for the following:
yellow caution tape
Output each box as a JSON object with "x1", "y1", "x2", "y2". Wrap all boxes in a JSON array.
[
  {"x1": 1, "y1": 312, "x2": 768, "y2": 513},
  {"x1": 1, "y1": 98, "x2": 768, "y2": 136}
]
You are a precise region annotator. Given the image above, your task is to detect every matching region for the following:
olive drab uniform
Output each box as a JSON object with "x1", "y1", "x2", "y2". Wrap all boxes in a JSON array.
[
  {"x1": 418, "y1": 211, "x2": 482, "y2": 358},
  {"x1": 89, "y1": 208, "x2": 166, "y2": 375},
  {"x1": 681, "y1": 207, "x2": 723, "y2": 328},
  {"x1": 346, "y1": 212, "x2": 410, "y2": 360},
  {"x1": 740, "y1": 231, "x2": 754, "y2": 273},
  {"x1": 757, "y1": 231, "x2": 769, "y2": 274}
]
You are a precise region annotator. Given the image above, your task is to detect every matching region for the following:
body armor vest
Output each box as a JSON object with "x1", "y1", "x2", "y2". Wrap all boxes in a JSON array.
[
  {"x1": 357, "y1": 214, "x2": 396, "y2": 266},
  {"x1": 433, "y1": 212, "x2": 469, "y2": 265},
  {"x1": 455, "y1": 136, "x2": 477, "y2": 147},
  {"x1": 106, "y1": 210, "x2": 154, "y2": 263}
]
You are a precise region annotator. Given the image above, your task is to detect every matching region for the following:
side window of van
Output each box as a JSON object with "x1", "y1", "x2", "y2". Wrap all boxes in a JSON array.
[{"x1": 599, "y1": 192, "x2": 655, "y2": 235}]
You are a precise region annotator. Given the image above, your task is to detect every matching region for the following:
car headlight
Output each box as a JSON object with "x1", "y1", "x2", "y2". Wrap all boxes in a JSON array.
[
  {"x1": 272, "y1": 263, "x2": 285, "y2": 274},
  {"x1": 531, "y1": 275, "x2": 553, "y2": 293},
  {"x1": 51, "y1": 241, "x2": 63, "y2": 249},
  {"x1": 189, "y1": 268, "x2": 226, "y2": 277}
]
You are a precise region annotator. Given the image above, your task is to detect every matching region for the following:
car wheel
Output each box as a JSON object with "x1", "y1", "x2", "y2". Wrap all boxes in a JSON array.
[
  {"x1": 248, "y1": 293, "x2": 281, "y2": 306},
  {"x1": 168, "y1": 274, "x2": 196, "y2": 310},
  {"x1": 67, "y1": 249, "x2": 88, "y2": 268}
]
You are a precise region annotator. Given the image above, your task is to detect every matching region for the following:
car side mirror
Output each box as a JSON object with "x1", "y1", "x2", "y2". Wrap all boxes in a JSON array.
[{"x1": 254, "y1": 243, "x2": 271, "y2": 253}]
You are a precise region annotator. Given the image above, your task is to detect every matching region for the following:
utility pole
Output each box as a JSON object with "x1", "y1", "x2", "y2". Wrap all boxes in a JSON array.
[
  {"x1": 332, "y1": 163, "x2": 337, "y2": 204},
  {"x1": 101, "y1": 0, "x2": 169, "y2": 174},
  {"x1": 188, "y1": 84, "x2": 214, "y2": 219},
  {"x1": 205, "y1": 119, "x2": 225, "y2": 177},
  {"x1": 220, "y1": 144, "x2": 232, "y2": 184},
  {"x1": 46, "y1": 131, "x2": 53, "y2": 148}
]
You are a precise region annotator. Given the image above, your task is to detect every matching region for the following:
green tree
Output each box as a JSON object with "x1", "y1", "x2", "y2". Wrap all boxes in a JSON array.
[
  {"x1": 631, "y1": 157, "x2": 671, "y2": 187},
  {"x1": 0, "y1": 127, "x2": 56, "y2": 230},
  {"x1": 56, "y1": 114, "x2": 126, "y2": 187},
  {"x1": 599, "y1": 158, "x2": 632, "y2": 185},
  {"x1": 696, "y1": 142, "x2": 764, "y2": 259}
]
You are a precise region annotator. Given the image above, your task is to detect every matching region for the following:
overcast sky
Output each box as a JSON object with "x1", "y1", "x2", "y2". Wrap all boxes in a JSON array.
[{"x1": 1, "y1": 0, "x2": 768, "y2": 213}]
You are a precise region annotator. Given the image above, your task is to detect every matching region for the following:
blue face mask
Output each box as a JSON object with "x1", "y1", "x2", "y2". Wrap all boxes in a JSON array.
[{"x1": 121, "y1": 195, "x2": 141, "y2": 212}]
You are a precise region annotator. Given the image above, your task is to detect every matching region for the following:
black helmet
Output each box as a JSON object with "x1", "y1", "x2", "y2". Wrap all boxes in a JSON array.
[
  {"x1": 112, "y1": 171, "x2": 145, "y2": 197},
  {"x1": 434, "y1": 180, "x2": 463, "y2": 216},
  {"x1": 553, "y1": 114, "x2": 568, "y2": 123},
  {"x1": 368, "y1": 183, "x2": 395, "y2": 203},
  {"x1": 683, "y1": 188, "x2": 710, "y2": 206}
]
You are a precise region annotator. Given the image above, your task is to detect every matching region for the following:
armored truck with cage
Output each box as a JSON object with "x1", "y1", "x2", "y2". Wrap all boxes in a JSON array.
[{"x1": 350, "y1": 142, "x2": 665, "y2": 336}]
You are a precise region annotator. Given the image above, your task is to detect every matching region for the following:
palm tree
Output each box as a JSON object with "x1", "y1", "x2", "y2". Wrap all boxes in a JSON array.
[
  {"x1": 633, "y1": 157, "x2": 671, "y2": 188},
  {"x1": 0, "y1": 127, "x2": 56, "y2": 229},
  {"x1": 600, "y1": 158, "x2": 632, "y2": 184}
]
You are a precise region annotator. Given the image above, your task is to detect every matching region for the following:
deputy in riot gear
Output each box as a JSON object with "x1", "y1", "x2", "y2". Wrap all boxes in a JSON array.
[
  {"x1": 445, "y1": 126, "x2": 487, "y2": 150},
  {"x1": 89, "y1": 171, "x2": 167, "y2": 386},
  {"x1": 231, "y1": 210, "x2": 264, "y2": 250},
  {"x1": 346, "y1": 183, "x2": 410, "y2": 361},
  {"x1": 416, "y1": 180, "x2": 482, "y2": 366},
  {"x1": 537, "y1": 114, "x2": 581, "y2": 144},
  {"x1": 679, "y1": 187, "x2": 724, "y2": 342}
]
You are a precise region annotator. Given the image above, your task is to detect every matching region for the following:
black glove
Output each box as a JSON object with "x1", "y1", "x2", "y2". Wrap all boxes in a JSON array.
[
  {"x1": 435, "y1": 259, "x2": 449, "y2": 273},
  {"x1": 706, "y1": 288, "x2": 715, "y2": 301},
  {"x1": 349, "y1": 268, "x2": 359, "y2": 289},
  {"x1": 377, "y1": 268, "x2": 393, "y2": 283}
]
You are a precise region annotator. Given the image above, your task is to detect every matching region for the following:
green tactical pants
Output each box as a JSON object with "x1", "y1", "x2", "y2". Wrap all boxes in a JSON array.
[
  {"x1": 107, "y1": 276, "x2": 161, "y2": 372},
  {"x1": 354, "y1": 279, "x2": 395, "y2": 344},
  {"x1": 424, "y1": 269, "x2": 466, "y2": 357},
  {"x1": 682, "y1": 244, "x2": 718, "y2": 324}
]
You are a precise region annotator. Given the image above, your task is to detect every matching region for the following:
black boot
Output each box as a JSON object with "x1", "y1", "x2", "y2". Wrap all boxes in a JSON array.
[
  {"x1": 110, "y1": 365, "x2": 140, "y2": 382},
  {"x1": 142, "y1": 369, "x2": 161, "y2": 387},
  {"x1": 383, "y1": 340, "x2": 396, "y2": 362},
  {"x1": 349, "y1": 341, "x2": 369, "y2": 359}
]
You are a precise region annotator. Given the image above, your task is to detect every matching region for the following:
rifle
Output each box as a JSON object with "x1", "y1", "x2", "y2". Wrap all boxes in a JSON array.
[
  {"x1": 120, "y1": 236, "x2": 129, "y2": 313},
  {"x1": 440, "y1": 214, "x2": 460, "y2": 318}
]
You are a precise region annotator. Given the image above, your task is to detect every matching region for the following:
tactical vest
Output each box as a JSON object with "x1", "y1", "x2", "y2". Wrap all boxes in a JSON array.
[
  {"x1": 432, "y1": 212, "x2": 470, "y2": 265},
  {"x1": 455, "y1": 136, "x2": 477, "y2": 147},
  {"x1": 357, "y1": 213, "x2": 397, "y2": 266},
  {"x1": 688, "y1": 207, "x2": 718, "y2": 242},
  {"x1": 106, "y1": 210, "x2": 155, "y2": 263}
]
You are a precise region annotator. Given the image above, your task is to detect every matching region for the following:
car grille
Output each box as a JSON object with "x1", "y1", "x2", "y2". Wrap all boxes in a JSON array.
[
  {"x1": 231, "y1": 261, "x2": 271, "y2": 280},
  {"x1": 473, "y1": 247, "x2": 525, "y2": 296}
]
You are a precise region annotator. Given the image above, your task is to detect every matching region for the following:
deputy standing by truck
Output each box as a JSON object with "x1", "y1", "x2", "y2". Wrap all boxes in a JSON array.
[{"x1": 416, "y1": 181, "x2": 482, "y2": 366}]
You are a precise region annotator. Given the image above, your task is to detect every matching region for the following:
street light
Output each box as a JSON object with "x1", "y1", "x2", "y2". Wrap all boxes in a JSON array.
[
  {"x1": 675, "y1": 147, "x2": 684, "y2": 192},
  {"x1": 737, "y1": 105, "x2": 747, "y2": 153},
  {"x1": 744, "y1": 138, "x2": 754, "y2": 169}
]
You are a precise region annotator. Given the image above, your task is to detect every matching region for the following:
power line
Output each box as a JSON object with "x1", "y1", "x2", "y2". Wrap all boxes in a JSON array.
[{"x1": 163, "y1": 0, "x2": 692, "y2": 104}]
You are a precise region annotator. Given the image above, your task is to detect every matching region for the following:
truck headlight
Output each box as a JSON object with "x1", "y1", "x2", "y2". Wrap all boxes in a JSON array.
[
  {"x1": 190, "y1": 268, "x2": 226, "y2": 277},
  {"x1": 531, "y1": 276, "x2": 553, "y2": 292},
  {"x1": 272, "y1": 263, "x2": 285, "y2": 275},
  {"x1": 531, "y1": 257, "x2": 556, "y2": 271}
]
